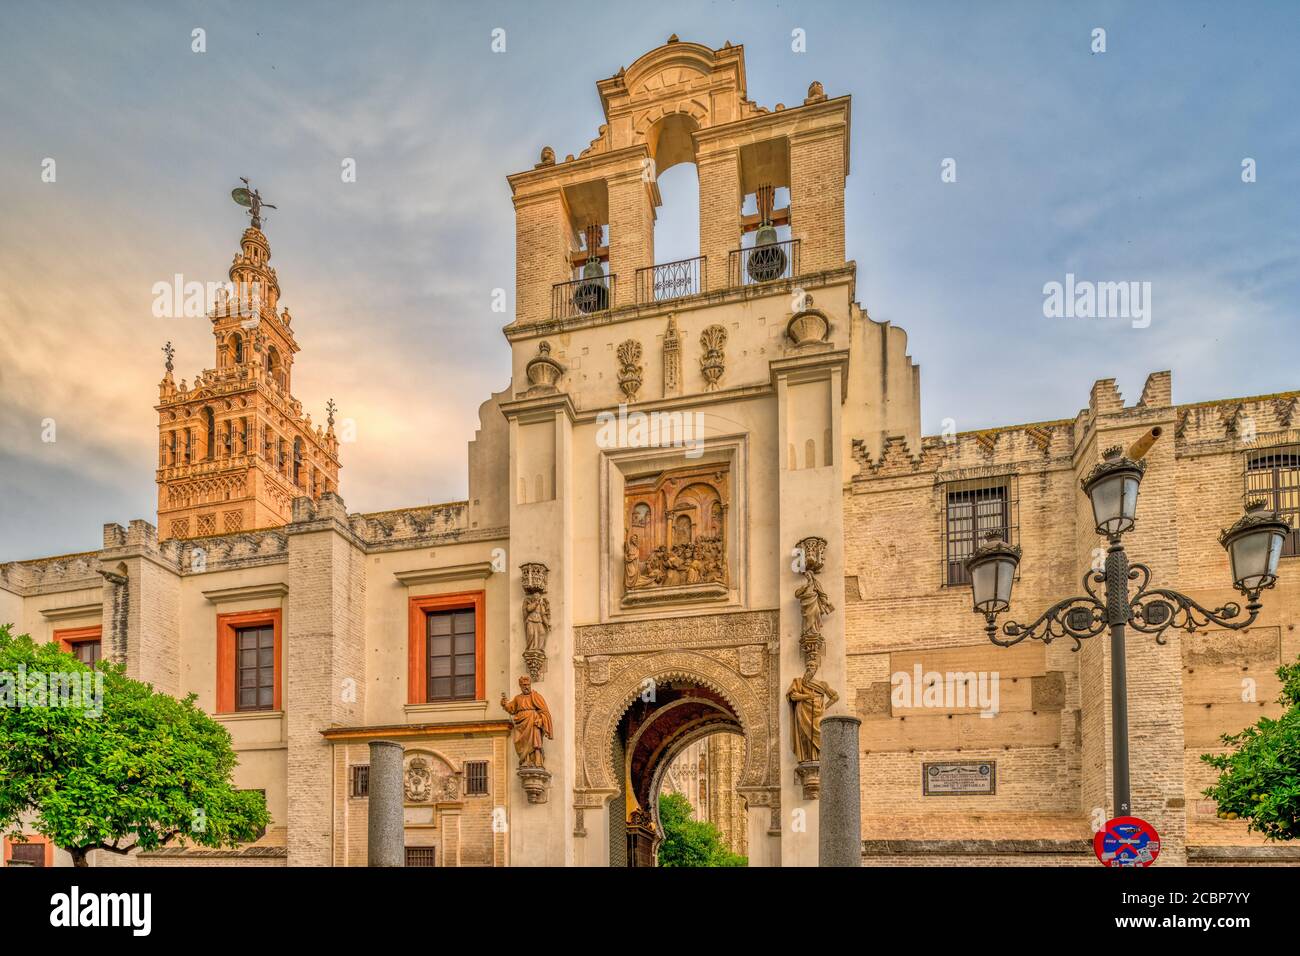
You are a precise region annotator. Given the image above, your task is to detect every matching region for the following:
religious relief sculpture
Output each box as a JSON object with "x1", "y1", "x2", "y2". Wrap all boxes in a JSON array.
[
  {"x1": 787, "y1": 654, "x2": 839, "y2": 800},
  {"x1": 520, "y1": 562, "x2": 551, "y2": 682},
  {"x1": 501, "y1": 675, "x2": 554, "y2": 803},
  {"x1": 617, "y1": 339, "x2": 643, "y2": 402},
  {"x1": 621, "y1": 464, "x2": 731, "y2": 607},
  {"x1": 793, "y1": 535, "x2": 834, "y2": 660},
  {"x1": 699, "y1": 324, "x2": 728, "y2": 392}
]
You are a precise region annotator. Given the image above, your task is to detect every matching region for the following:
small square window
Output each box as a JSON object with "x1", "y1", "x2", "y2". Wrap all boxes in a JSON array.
[
  {"x1": 351, "y1": 765, "x2": 370, "y2": 798},
  {"x1": 465, "y1": 761, "x2": 489, "y2": 796},
  {"x1": 405, "y1": 847, "x2": 436, "y2": 867}
]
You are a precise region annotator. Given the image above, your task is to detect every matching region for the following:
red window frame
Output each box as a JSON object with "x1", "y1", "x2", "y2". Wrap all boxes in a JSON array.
[
  {"x1": 407, "y1": 591, "x2": 485, "y2": 704},
  {"x1": 3, "y1": 834, "x2": 54, "y2": 867},
  {"x1": 216, "y1": 609, "x2": 283, "y2": 714},
  {"x1": 54, "y1": 625, "x2": 102, "y2": 664}
]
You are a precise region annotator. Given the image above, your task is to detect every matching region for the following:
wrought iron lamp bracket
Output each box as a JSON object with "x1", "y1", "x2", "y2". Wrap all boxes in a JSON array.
[{"x1": 982, "y1": 560, "x2": 1267, "y2": 650}]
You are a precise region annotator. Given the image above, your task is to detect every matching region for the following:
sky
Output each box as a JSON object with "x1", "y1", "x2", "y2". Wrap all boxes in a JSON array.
[{"x1": 1, "y1": 0, "x2": 1297, "y2": 561}]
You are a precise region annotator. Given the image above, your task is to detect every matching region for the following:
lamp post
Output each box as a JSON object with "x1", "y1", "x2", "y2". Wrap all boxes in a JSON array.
[{"x1": 964, "y1": 430, "x2": 1289, "y2": 817}]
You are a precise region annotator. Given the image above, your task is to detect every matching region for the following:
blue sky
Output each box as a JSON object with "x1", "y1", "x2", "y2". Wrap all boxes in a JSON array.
[{"x1": 1, "y1": 0, "x2": 1297, "y2": 560}]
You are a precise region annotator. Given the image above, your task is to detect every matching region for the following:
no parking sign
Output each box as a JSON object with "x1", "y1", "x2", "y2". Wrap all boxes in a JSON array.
[{"x1": 1094, "y1": 816, "x2": 1161, "y2": 867}]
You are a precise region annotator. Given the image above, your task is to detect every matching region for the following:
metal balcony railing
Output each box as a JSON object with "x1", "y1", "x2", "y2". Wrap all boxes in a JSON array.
[
  {"x1": 635, "y1": 255, "x2": 706, "y2": 304},
  {"x1": 551, "y1": 272, "x2": 617, "y2": 320},
  {"x1": 728, "y1": 238, "x2": 800, "y2": 287}
]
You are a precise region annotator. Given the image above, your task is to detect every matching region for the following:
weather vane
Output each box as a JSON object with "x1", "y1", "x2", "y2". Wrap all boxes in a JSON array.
[
  {"x1": 231, "y1": 177, "x2": 277, "y2": 229},
  {"x1": 162, "y1": 341, "x2": 175, "y2": 373}
]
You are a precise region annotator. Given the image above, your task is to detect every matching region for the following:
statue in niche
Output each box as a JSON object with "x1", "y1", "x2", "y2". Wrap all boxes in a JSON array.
[
  {"x1": 796, "y1": 569, "x2": 835, "y2": 640},
  {"x1": 787, "y1": 657, "x2": 839, "y2": 764},
  {"x1": 523, "y1": 591, "x2": 550, "y2": 653},
  {"x1": 501, "y1": 676, "x2": 553, "y2": 769}
]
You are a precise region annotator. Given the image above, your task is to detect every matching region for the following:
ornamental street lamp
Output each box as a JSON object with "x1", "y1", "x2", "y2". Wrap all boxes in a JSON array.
[{"x1": 965, "y1": 428, "x2": 1289, "y2": 817}]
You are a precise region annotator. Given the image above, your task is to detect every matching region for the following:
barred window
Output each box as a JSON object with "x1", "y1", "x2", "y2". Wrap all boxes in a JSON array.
[
  {"x1": 1246, "y1": 445, "x2": 1300, "y2": 557},
  {"x1": 465, "y1": 760, "x2": 489, "y2": 796},
  {"x1": 944, "y1": 477, "x2": 1018, "y2": 586},
  {"x1": 405, "y1": 847, "x2": 436, "y2": 867},
  {"x1": 350, "y1": 765, "x2": 370, "y2": 798}
]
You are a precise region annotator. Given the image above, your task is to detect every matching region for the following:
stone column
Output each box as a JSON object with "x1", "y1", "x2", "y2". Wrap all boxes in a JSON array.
[
  {"x1": 368, "y1": 740, "x2": 404, "y2": 867},
  {"x1": 818, "y1": 715, "x2": 861, "y2": 867}
]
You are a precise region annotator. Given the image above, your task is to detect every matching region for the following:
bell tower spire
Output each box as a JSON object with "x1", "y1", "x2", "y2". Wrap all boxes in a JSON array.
[{"x1": 154, "y1": 183, "x2": 341, "y2": 540}]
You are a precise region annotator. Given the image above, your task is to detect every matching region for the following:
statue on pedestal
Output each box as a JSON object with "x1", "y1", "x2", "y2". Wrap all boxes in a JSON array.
[{"x1": 501, "y1": 676, "x2": 553, "y2": 769}]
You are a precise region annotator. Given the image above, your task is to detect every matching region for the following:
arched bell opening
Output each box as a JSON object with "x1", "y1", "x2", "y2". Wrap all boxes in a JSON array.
[{"x1": 644, "y1": 113, "x2": 702, "y2": 298}]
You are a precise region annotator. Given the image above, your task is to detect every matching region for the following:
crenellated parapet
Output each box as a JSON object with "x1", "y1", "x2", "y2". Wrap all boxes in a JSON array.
[
  {"x1": 0, "y1": 551, "x2": 103, "y2": 596},
  {"x1": 348, "y1": 502, "x2": 474, "y2": 548}
]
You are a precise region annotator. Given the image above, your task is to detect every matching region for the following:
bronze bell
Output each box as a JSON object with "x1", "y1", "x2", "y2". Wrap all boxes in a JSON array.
[
  {"x1": 746, "y1": 185, "x2": 787, "y2": 282},
  {"x1": 573, "y1": 223, "x2": 609, "y2": 313}
]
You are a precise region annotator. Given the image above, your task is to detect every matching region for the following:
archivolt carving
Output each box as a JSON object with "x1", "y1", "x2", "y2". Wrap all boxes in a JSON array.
[
  {"x1": 631, "y1": 98, "x2": 710, "y2": 139},
  {"x1": 577, "y1": 649, "x2": 774, "y2": 798}
]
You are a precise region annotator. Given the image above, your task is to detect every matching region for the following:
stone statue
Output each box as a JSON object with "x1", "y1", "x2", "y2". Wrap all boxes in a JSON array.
[
  {"x1": 795, "y1": 570, "x2": 834, "y2": 640},
  {"x1": 787, "y1": 661, "x2": 839, "y2": 764},
  {"x1": 523, "y1": 591, "x2": 550, "y2": 653},
  {"x1": 501, "y1": 676, "x2": 553, "y2": 769}
]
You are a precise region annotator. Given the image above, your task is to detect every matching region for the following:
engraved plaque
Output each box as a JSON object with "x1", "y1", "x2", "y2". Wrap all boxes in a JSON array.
[{"x1": 922, "y1": 761, "x2": 996, "y2": 796}]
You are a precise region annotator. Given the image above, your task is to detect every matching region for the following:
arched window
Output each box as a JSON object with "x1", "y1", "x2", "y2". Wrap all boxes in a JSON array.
[
  {"x1": 266, "y1": 346, "x2": 282, "y2": 389},
  {"x1": 231, "y1": 333, "x2": 244, "y2": 365},
  {"x1": 292, "y1": 437, "x2": 303, "y2": 486},
  {"x1": 203, "y1": 407, "x2": 215, "y2": 460}
]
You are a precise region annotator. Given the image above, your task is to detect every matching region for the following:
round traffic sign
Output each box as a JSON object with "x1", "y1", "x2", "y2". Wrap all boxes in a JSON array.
[{"x1": 1094, "y1": 816, "x2": 1161, "y2": 867}]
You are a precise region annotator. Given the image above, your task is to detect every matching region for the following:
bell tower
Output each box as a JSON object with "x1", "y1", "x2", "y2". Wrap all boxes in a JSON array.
[{"x1": 155, "y1": 182, "x2": 341, "y2": 541}]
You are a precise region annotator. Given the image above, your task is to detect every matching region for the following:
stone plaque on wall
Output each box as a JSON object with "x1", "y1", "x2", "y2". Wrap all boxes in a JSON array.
[{"x1": 922, "y1": 761, "x2": 996, "y2": 796}]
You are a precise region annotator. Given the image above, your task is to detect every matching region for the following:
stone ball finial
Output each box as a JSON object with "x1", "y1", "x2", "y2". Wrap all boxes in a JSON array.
[
  {"x1": 805, "y1": 80, "x2": 827, "y2": 104},
  {"x1": 538, "y1": 146, "x2": 556, "y2": 167}
]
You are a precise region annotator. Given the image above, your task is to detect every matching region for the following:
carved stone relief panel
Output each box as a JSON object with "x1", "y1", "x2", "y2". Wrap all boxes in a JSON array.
[
  {"x1": 621, "y1": 463, "x2": 730, "y2": 608},
  {"x1": 403, "y1": 751, "x2": 461, "y2": 804}
]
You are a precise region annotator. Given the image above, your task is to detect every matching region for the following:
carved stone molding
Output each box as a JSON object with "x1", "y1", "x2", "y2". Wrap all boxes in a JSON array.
[
  {"x1": 518, "y1": 766, "x2": 551, "y2": 804},
  {"x1": 699, "y1": 324, "x2": 727, "y2": 391},
  {"x1": 576, "y1": 609, "x2": 778, "y2": 657},
  {"x1": 574, "y1": 645, "x2": 779, "y2": 803},
  {"x1": 662, "y1": 316, "x2": 681, "y2": 397},
  {"x1": 795, "y1": 761, "x2": 821, "y2": 800},
  {"x1": 616, "y1": 339, "x2": 643, "y2": 402}
]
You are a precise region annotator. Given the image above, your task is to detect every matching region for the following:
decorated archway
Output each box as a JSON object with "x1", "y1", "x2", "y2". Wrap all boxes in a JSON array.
[
  {"x1": 617, "y1": 679, "x2": 742, "y2": 865},
  {"x1": 571, "y1": 618, "x2": 782, "y2": 866}
]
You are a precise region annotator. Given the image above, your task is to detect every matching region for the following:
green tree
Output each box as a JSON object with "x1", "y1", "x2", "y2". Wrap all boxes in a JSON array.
[
  {"x1": 1201, "y1": 655, "x2": 1300, "y2": 841},
  {"x1": 0, "y1": 625, "x2": 268, "y2": 866},
  {"x1": 656, "y1": 791, "x2": 747, "y2": 867}
]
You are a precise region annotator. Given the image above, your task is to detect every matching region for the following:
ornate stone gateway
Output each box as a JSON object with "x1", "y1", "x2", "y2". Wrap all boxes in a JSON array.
[{"x1": 572, "y1": 610, "x2": 781, "y2": 866}]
